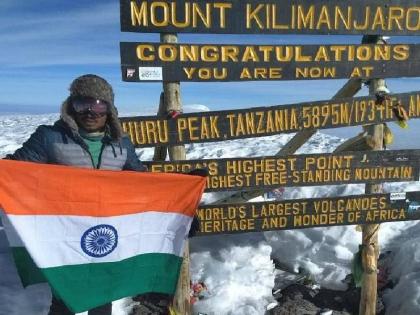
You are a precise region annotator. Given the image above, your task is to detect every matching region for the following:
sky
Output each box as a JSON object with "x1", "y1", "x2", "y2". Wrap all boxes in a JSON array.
[{"x1": 1, "y1": 0, "x2": 420, "y2": 115}]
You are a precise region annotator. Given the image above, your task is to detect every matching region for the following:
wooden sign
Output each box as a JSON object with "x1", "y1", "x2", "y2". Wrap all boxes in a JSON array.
[
  {"x1": 121, "y1": 0, "x2": 420, "y2": 36},
  {"x1": 120, "y1": 43, "x2": 420, "y2": 82},
  {"x1": 196, "y1": 191, "x2": 420, "y2": 235},
  {"x1": 145, "y1": 150, "x2": 420, "y2": 192},
  {"x1": 120, "y1": 91, "x2": 420, "y2": 147}
]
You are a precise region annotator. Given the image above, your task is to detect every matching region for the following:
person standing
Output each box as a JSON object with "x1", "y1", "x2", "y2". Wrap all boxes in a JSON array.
[{"x1": 6, "y1": 74, "x2": 146, "y2": 315}]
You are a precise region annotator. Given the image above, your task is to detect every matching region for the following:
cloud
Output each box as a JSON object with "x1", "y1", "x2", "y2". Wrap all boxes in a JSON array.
[
  {"x1": 183, "y1": 104, "x2": 210, "y2": 113},
  {"x1": 118, "y1": 103, "x2": 211, "y2": 118}
]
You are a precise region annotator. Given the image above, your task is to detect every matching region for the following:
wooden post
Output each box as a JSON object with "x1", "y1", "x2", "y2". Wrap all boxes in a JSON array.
[
  {"x1": 359, "y1": 36, "x2": 385, "y2": 315},
  {"x1": 214, "y1": 78, "x2": 362, "y2": 204},
  {"x1": 359, "y1": 84, "x2": 384, "y2": 315},
  {"x1": 153, "y1": 93, "x2": 167, "y2": 161},
  {"x1": 158, "y1": 33, "x2": 191, "y2": 315}
]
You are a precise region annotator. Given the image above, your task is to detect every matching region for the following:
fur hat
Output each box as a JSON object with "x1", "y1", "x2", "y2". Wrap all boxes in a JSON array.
[
  {"x1": 70, "y1": 74, "x2": 114, "y2": 106},
  {"x1": 61, "y1": 74, "x2": 123, "y2": 141}
]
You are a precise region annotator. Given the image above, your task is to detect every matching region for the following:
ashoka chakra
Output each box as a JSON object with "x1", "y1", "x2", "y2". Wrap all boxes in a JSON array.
[{"x1": 81, "y1": 224, "x2": 118, "y2": 258}]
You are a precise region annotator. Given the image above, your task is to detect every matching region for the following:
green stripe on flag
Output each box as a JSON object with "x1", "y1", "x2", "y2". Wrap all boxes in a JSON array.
[
  {"x1": 42, "y1": 253, "x2": 183, "y2": 313},
  {"x1": 11, "y1": 247, "x2": 46, "y2": 286}
]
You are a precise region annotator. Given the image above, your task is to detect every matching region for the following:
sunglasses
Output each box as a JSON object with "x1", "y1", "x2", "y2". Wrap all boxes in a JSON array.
[{"x1": 71, "y1": 96, "x2": 109, "y2": 116}]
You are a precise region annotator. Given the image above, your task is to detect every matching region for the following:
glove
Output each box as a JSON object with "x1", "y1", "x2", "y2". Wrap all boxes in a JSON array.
[
  {"x1": 188, "y1": 215, "x2": 200, "y2": 238},
  {"x1": 187, "y1": 168, "x2": 209, "y2": 177},
  {"x1": 186, "y1": 168, "x2": 207, "y2": 237}
]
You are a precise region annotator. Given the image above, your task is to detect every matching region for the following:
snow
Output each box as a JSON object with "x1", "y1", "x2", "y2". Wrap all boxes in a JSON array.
[
  {"x1": 0, "y1": 113, "x2": 419, "y2": 314},
  {"x1": 190, "y1": 243, "x2": 275, "y2": 315},
  {"x1": 382, "y1": 223, "x2": 420, "y2": 315}
]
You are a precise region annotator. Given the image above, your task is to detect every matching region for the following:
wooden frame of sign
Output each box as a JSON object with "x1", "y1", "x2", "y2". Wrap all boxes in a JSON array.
[
  {"x1": 144, "y1": 150, "x2": 420, "y2": 192},
  {"x1": 120, "y1": 91, "x2": 420, "y2": 147},
  {"x1": 120, "y1": 42, "x2": 420, "y2": 82},
  {"x1": 119, "y1": 2, "x2": 420, "y2": 313},
  {"x1": 196, "y1": 191, "x2": 420, "y2": 235},
  {"x1": 121, "y1": 0, "x2": 420, "y2": 36}
]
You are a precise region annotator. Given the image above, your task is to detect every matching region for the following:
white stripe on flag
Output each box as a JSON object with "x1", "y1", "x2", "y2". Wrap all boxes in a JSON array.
[{"x1": 7, "y1": 211, "x2": 192, "y2": 268}]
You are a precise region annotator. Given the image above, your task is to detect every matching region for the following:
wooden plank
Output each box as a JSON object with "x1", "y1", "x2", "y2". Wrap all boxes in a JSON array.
[
  {"x1": 144, "y1": 150, "x2": 420, "y2": 192},
  {"x1": 121, "y1": 90, "x2": 420, "y2": 147},
  {"x1": 195, "y1": 191, "x2": 420, "y2": 235},
  {"x1": 120, "y1": 42, "x2": 420, "y2": 82},
  {"x1": 121, "y1": 0, "x2": 420, "y2": 36},
  {"x1": 152, "y1": 92, "x2": 168, "y2": 161}
]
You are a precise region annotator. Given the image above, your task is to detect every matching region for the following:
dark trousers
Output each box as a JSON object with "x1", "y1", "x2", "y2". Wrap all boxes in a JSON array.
[
  {"x1": 48, "y1": 296, "x2": 112, "y2": 315},
  {"x1": 132, "y1": 293, "x2": 171, "y2": 315}
]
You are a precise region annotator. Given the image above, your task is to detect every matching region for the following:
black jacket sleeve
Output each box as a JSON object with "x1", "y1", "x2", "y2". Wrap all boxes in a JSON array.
[
  {"x1": 5, "y1": 126, "x2": 49, "y2": 163},
  {"x1": 122, "y1": 136, "x2": 147, "y2": 172}
]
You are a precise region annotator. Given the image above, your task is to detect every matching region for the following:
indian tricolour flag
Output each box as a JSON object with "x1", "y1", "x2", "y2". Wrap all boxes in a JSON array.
[{"x1": 0, "y1": 159, "x2": 206, "y2": 313}]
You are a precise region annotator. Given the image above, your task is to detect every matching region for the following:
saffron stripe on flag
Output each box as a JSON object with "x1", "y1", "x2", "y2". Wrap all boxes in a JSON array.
[{"x1": 0, "y1": 159, "x2": 205, "y2": 217}]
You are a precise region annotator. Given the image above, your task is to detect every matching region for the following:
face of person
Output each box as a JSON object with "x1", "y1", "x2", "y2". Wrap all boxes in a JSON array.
[
  {"x1": 71, "y1": 96, "x2": 109, "y2": 133},
  {"x1": 74, "y1": 111, "x2": 108, "y2": 133}
]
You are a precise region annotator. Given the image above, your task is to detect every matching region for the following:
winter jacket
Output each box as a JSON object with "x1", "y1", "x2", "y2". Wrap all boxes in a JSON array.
[{"x1": 6, "y1": 99, "x2": 146, "y2": 171}]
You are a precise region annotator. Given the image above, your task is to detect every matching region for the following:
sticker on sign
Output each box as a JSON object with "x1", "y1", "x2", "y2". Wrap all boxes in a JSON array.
[
  {"x1": 138, "y1": 67, "x2": 162, "y2": 81},
  {"x1": 390, "y1": 192, "x2": 407, "y2": 200}
]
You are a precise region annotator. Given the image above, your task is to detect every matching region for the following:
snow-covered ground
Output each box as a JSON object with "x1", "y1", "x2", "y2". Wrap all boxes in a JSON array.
[{"x1": 0, "y1": 113, "x2": 419, "y2": 315}]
